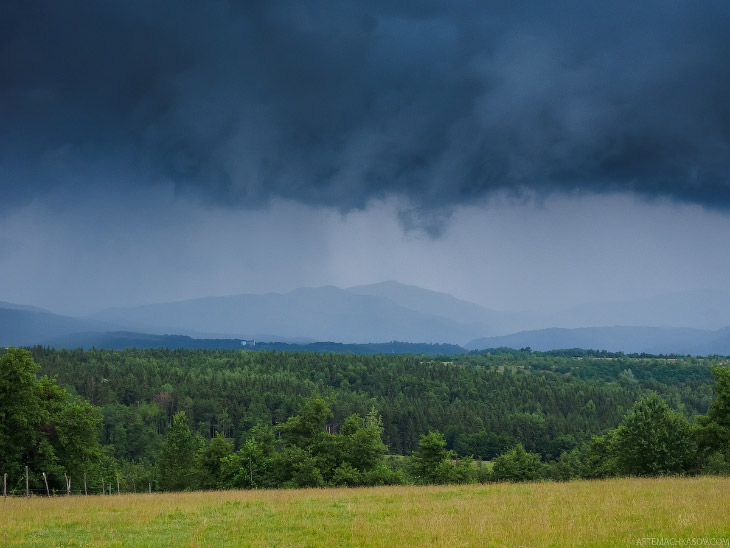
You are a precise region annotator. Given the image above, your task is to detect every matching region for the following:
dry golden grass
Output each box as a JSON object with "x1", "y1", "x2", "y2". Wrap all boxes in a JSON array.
[{"x1": 2, "y1": 476, "x2": 729, "y2": 547}]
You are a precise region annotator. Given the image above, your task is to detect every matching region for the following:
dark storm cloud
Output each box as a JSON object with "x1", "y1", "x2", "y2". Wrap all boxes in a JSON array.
[{"x1": 2, "y1": 0, "x2": 730, "y2": 214}]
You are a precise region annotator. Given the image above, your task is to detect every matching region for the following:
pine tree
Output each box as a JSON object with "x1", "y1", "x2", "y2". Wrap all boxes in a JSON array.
[
  {"x1": 158, "y1": 411, "x2": 201, "y2": 490},
  {"x1": 410, "y1": 431, "x2": 458, "y2": 484}
]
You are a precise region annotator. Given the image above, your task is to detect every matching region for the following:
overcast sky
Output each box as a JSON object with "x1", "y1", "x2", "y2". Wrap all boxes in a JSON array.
[{"x1": 2, "y1": 1, "x2": 730, "y2": 316}]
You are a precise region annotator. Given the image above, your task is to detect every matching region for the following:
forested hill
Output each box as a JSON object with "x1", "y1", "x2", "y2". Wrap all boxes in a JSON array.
[
  {"x1": 27, "y1": 347, "x2": 717, "y2": 460},
  {"x1": 33, "y1": 332, "x2": 466, "y2": 355},
  {"x1": 246, "y1": 341, "x2": 465, "y2": 355}
]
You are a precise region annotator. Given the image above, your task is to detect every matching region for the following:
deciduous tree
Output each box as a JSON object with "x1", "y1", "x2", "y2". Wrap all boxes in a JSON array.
[{"x1": 614, "y1": 392, "x2": 696, "y2": 476}]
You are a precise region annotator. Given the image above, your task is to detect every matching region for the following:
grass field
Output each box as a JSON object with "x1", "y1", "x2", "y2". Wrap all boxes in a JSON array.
[{"x1": 2, "y1": 477, "x2": 729, "y2": 547}]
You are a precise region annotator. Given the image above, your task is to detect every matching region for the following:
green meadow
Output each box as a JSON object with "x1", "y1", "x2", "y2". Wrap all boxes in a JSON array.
[{"x1": 2, "y1": 476, "x2": 729, "y2": 547}]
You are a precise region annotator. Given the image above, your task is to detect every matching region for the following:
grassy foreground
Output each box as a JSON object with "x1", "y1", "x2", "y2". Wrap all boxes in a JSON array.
[{"x1": 2, "y1": 477, "x2": 729, "y2": 547}]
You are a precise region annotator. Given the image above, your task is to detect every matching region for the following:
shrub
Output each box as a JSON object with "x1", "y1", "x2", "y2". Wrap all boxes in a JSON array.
[{"x1": 491, "y1": 444, "x2": 543, "y2": 482}]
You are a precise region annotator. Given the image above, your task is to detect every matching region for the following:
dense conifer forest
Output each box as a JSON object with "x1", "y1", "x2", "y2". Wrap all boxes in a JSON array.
[{"x1": 1, "y1": 347, "x2": 728, "y2": 493}]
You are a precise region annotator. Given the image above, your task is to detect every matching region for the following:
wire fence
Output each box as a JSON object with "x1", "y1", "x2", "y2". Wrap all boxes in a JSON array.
[{"x1": 2, "y1": 470, "x2": 153, "y2": 499}]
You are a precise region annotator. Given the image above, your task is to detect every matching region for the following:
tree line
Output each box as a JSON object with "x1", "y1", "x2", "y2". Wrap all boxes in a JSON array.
[
  {"x1": 0, "y1": 347, "x2": 728, "y2": 493},
  {"x1": 27, "y1": 347, "x2": 716, "y2": 458}
]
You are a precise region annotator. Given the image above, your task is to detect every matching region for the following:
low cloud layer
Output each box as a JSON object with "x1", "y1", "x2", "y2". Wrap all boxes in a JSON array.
[
  {"x1": 2, "y1": 192, "x2": 729, "y2": 316},
  {"x1": 3, "y1": 1, "x2": 730, "y2": 218}
]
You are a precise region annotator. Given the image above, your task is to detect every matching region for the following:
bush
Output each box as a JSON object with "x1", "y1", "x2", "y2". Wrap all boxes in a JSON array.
[
  {"x1": 491, "y1": 444, "x2": 543, "y2": 482},
  {"x1": 544, "y1": 449, "x2": 581, "y2": 481},
  {"x1": 580, "y1": 434, "x2": 619, "y2": 479},
  {"x1": 361, "y1": 462, "x2": 406, "y2": 486},
  {"x1": 702, "y1": 451, "x2": 730, "y2": 475}
]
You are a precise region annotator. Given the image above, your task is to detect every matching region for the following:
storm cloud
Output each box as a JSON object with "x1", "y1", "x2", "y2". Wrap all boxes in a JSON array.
[{"x1": 3, "y1": 0, "x2": 729, "y2": 217}]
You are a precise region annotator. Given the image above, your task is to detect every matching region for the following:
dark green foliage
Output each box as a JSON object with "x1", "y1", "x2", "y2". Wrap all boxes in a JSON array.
[
  {"x1": 580, "y1": 392, "x2": 697, "y2": 479},
  {"x1": 410, "y1": 431, "x2": 449, "y2": 484},
  {"x1": 217, "y1": 396, "x2": 394, "y2": 489},
  {"x1": 1, "y1": 347, "x2": 726, "y2": 491},
  {"x1": 219, "y1": 424, "x2": 277, "y2": 489},
  {"x1": 410, "y1": 431, "x2": 467, "y2": 484},
  {"x1": 158, "y1": 411, "x2": 202, "y2": 490},
  {"x1": 544, "y1": 449, "x2": 581, "y2": 481},
  {"x1": 0, "y1": 349, "x2": 44, "y2": 475},
  {"x1": 697, "y1": 366, "x2": 730, "y2": 456},
  {"x1": 278, "y1": 395, "x2": 333, "y2": 450},
  {"x1": 117, "y1": 458, "x2": 157, "y2": 493},
  {"x1": 335, "y1": 409, "x2": 389, "y2": 485},
  {"x1": 491, "y1": 444, "x2": 543, "y2": 482},
  {"x1": 580, "y1": 433, "x2": 619, "y2": 479},
  {"x1": 195, "y1": 433, "x2": 234, "y2": 489},
  {"x1": 53, "y1": 399, "x2": 104, "y2": 481},
  {"x1": 252, "y1": 341, "x2": 466, "y2": 355},
  {"x1": 453, "y1": 430, "x2": 512, "y2": 460},
  {"x1": 30, "y1": 346, "x2": 716, "y2": 462},
  {"x1": 701, "y1": 450, "x2": 730, "y2": 475},
  {"x1": 0, "y1": 348, "x2": 102, "y2": 492},
  {"x1": 705, "y1": 366, "x2": 730, "y2": 430},
  {"x1": 277, "y1": 395, "x2": 336, "y2": 487},
  {"x1": 613, "y1": 392, "x2": 696, "y2": 476}
]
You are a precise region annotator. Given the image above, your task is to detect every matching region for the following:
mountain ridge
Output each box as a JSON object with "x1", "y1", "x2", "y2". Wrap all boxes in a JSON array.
[
  {"x1": 4, "y1": 282, "x2": 730, "y2": 354},
  {"x1": 90, "y1": 284, "x2": 488, "y2": 344},
  {"x1": 466, "y1": 325, "x2": 730, "y2": 355}
]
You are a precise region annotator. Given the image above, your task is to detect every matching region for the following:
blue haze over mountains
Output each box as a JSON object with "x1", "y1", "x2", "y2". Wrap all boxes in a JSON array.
[{"x1": 4, "y1": 282, "x2": 730, "y2": 355}]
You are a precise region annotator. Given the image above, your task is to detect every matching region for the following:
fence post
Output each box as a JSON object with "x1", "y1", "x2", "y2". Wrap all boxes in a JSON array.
[
  {"x1": 102, "y1": 479, "x2": 105, "y2": 495},
  {"x1": 116, "y1": 475, "x2": 120, "y2": 495},
  {"x1": 3, "y1": 472, "x2": 6, "y2": 499},
  {"x1": 42, "y1": 472, "x2": 50, "y2": 497},
  {"x1": 25, "y1": 466, "x2": 29, "y2": 497},
  {"x1": 149, "y1": 483, "x2": 151, "y2": 494},
  {"x1": 84, "y1": 473, "x2": 87, "y2": 496},
  {"x1": 65, "y1": 474, "x2": 71, "y2": 496}
]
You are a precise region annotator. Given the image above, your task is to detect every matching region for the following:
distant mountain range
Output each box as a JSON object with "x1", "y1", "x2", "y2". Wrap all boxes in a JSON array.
[
  {"x1": 3, "y1": 282, "x2": 730, "y2": 355},
  {"x1": 544, "y1": 290, "x2": 730, "y2": 332},
  {"x1": 466, "y1": 326, "x2": 730, "y2": 356},
  {"x1": 90, "y1": 283, "x2": 496, "y2": 344},
  {"x1": 0, "y1": 307, "x2": 118, "y2": 347}
]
